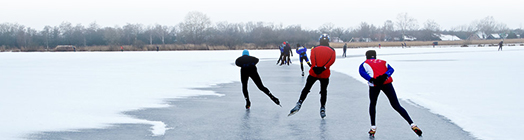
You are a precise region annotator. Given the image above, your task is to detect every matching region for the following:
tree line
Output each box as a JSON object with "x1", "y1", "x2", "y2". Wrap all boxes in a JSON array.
[{"x1": 1, "y1": 12, "x2": 522, "y2": 51}]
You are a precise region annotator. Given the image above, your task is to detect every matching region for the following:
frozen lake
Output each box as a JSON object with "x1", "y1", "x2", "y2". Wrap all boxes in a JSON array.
[{"x1": 0, "y1": 45, "x2": 522, "y2": 140}]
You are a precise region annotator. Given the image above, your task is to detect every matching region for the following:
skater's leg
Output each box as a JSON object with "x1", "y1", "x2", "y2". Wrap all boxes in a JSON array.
[
  {"x1": 319, "y1": 78, "x2": 329, "y2": 118},
  {"x1": 249, "y1": 71, "x2": 270, "y2": 94},
  {"x1": 369, "y1": 86, "x2": 381, "y2": 126},
  {"x1": 299, "y1": 75, "x2": 318, "y2": 102},
  {"x1": 300, "y1": 61, "x2": 304, "y2": 72},
  {"x1": 382, "y1": 83, "x2": 414, "y2": 124},
  {"x1": 250, "y1": 71, "x2": 280, "y2": 106},
  {"x1": 304, "y1": 57, "x2": 312, "y2": 67},
  {"x1": 319, "y1": 78, "x2": 329, "y2": 107},
  {"x1": 241, "y1": 71, "x2": 251, "y2": 108},
  {"x1": 241, "y1": 71, "x2": 250, "y2": 100},
  {"x1": 289, "y1": 75, "x2": 317, "y2": 116}
]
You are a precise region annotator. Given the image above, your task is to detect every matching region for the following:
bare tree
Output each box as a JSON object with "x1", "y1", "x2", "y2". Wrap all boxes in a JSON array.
[
  {"x1": 331, "y1": 27, "x2": 345, "y2": 42},
  {"x1": 154, "y1": 24, "x2": 169, "y2": 45},
  {"x1": 383, "y1": 20, "x2": 395, "y2": 41},
  {"x1": 318, "y1": 23, "x2": 335, "y2": 34},
  {"x1": 179, "y1": 11, "x2": 211, "y2": 44},
  {"x1": 474, "y1": 16, "x2": 508, "y2": 35},
  {"x1": 103, "y1": 27, "x2": 122, "y2": 47},
  {"x1": 42, "y1": 26, "x2": 51, "y2": 50},
  {"x1": 424, "y1": 19, "x2": 440, "y2": 32},
  {"x1": 395, "y1": 13, "x2": 419, "y2": 38}
]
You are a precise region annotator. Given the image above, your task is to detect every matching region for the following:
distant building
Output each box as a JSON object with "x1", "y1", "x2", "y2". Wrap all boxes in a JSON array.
[
  {"x1": 468, "y1": 31, "x2": 487, "y2": 40},
  {"x1": 331, "y1": 37, "x2": 344, "y2": 42},
  {"x1": 437, "y1": 34, "x2": 461, "y2": 41},
  {"x1": 403, "y1": 35, "x2": 417, "y2": 41},
  {"x1": 487, "y1": 34, "x2": 501, "y2": 39},
  {"x1": 55, "y1": 45, "x2": 75, "y2": 51},
  {"x1": 468, "y1": 32, "x2": 507, "y2": 40}
]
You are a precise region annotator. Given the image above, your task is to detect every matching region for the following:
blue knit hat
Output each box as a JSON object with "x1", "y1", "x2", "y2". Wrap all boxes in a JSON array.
[{"x1": 242, "y1": 49, "x2": 249, "y2": 56}]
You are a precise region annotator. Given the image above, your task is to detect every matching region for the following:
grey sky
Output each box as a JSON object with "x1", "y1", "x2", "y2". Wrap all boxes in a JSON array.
[{"x1": 2, "y1": 0, "x2": 523, "y2": 30}]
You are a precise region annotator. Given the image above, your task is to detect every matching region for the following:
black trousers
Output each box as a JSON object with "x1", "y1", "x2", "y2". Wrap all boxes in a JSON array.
[
  {"x1": 241, "y1": 68, "x2": 270, "y2": 101},
  {"x1": 298, "y1": 75, "x2": 329, "y2": 107},
  {"x1": 369, "y1": 83, "x2": 413, "y2": 125}
]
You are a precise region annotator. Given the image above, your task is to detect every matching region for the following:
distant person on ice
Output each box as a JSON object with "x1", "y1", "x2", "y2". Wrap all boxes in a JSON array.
[
  {"x1": 342, "y1": 43, "x2": 347, "y2": 57},
  {"x1": 295, "y1": 43, "x2": 312, "y2": 76},
  {"x1": 276, "y1": 42, "x2": 285, "y2": 65},
  {"x1": 288, "y1": 34, "x2": 335, "y2": 119},
  {"x1": 498, "y1": 40, "x2": 503, "y2": 51},
  {"x1": 359, "y1": 50, "x2": 422, "y2": 137},
  {"x1": 281, "y1": 42, "x2": 293, "y2": 66},
  {"x1": 236, "y1": 49, "x2": 281, "y2": 109}
]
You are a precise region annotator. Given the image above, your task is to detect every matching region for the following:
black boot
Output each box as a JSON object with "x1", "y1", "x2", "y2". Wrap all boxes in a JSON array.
[
  {"x1": 268, "y1": 93, "x2": 281, "y2": 107},
  {"x1": 245, "y1": 99, "x2": 251, "y2": 109}
]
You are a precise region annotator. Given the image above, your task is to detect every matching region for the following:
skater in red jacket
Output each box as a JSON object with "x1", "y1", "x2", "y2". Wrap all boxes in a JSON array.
[
  {"x1": 359, "y1": 50, "x2": 422, "y2": 137},
  {"x1": 288, "y1": 34, "x2": 335, "y2": 119}
]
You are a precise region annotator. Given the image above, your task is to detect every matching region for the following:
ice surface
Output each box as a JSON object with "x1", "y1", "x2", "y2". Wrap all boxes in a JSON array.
[{"x1": 1, "y1": 46, "x2": 522, "y2": 140}]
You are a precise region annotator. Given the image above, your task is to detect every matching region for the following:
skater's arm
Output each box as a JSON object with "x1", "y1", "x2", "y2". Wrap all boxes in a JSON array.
[
  {"x1": 359, "y1": 63, "x2": 373, "y2": 81},
  {"x1": 384, "y1": 62, "x2": 394, "y2": 77},
  {"x1": 235, "y1": 57, "x2": 242, "y2": 67},
  {"x1": 310, "y1": 48, "x2": 317, "y2": 66},
  {"x1": 253, "y1": 57, "x2": 259, "y2": 65},
  {"x1": 325, "y1": 49, "x2": 336, "y2": 68}
]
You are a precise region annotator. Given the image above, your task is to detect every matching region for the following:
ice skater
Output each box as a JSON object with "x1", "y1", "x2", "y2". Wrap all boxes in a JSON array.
[
  {"x1": 288, "y1": 34, "x2": 336, "y2": 119},
  {"x1": 276, "y1": 42, "x2": 285, "y2": 65},
  {"x1": 280, "y1": 42, "x2": 293, "y2": 65},
  {"x1": 498, "y1": 40, "x2": 503, "y2": 51},
  {"x1": 295, "y1": 43, "x2": 312, "y2": 76},
  {"x1": 236, "y1": 49, "x2": 281, "y2": 109},
  {"x1": 359, "y1": 50, "x2": 422, "y2": 137},
  {"x1": 342, "y1": 43, "x2": 347, "y2": 57}
]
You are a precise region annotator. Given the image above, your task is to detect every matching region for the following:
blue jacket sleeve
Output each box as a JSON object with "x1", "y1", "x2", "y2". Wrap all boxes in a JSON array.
[
  {"x1": 359, "y1": 62, "x2": 372, "y2": 81},
  {"x1": 384, "y1": 63, "x2": 394, "y2": 77}
]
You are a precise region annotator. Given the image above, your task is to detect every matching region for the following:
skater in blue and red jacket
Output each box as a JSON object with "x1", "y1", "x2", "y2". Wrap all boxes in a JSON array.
[
  {"x1": 359, "y1": 50, "x2": 422, "y2": 137},
  {"x1": 288, "y1": 34, "x2": 335, "y2": 119},
  {"x1": 276, "y1": 42, "x2": 285, "y2": 65},
  {"x1": 295, "y1": 43, "x2": 311, "y2": 76},
  {"x1": 236, "y1": 49, "x2": 281, "y2": 109}
]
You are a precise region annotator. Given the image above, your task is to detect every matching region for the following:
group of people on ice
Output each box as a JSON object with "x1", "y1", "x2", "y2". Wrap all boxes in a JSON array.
[{"x1": 235, "y1": 34, "x2": 422, "y2": 137}]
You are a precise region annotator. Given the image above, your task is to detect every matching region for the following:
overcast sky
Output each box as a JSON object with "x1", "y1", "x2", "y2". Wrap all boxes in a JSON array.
[{"x1": 2, "y1": 0, "x2": 523, "y2": 31}]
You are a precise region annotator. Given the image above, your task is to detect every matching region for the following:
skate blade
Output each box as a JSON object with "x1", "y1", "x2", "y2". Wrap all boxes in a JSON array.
[{"x1": 288, "y1": 111, "x2": 298, "y2": 116}]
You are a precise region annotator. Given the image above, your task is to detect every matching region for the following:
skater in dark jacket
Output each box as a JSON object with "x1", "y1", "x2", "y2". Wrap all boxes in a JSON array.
[
  {"x1": 281, "y1": 42, "x2": 293, "y2": 65},
  {"x1": 236, "y1": 49, "x2": 281, "y2": 109},
  {"x1": 359, "y1": 50, "x2": 422, "y2": 137},
  {"x1": 288, "y1": 34, "x2": 335, "y2": 119},
  {"x1": 342, "y1": 43, "x2": 347, "y2": 57},
  {"x1": 498, "y1": 41, "x2": 503, "y2": 51}
]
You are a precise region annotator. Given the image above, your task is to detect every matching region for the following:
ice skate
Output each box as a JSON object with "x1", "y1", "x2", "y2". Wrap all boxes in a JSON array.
[
  {"x1": 411, "y1": 124, "x2": 422, "y2": 137},
  {"x1": 320, "y1": 106, "x2": 326, "y2": 118},
  {"x1": 288, "y1": 102, "x2": 302, "y2": 116},
  {"x1": 245, "y1": 100, "x2": 251, "y2": 109},
  {"x1": 368, "y1": 126, "x2": 376, "y2": 138},
  {"x1": 268, "y1": 94, "x2": 281, "y2": 107}
]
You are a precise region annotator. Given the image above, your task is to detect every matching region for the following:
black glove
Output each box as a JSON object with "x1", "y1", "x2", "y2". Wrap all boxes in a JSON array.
[
  {"x1": 312, "y1": 66, "x2": 326, "y2": 75},
  {"x1": 374, "y1": 74, "x2": 388, "y2": 86}
]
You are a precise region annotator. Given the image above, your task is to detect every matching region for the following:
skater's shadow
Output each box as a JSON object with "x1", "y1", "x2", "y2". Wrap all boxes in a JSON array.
[
  {"x1": 319, "y1": 119, "x2": 327, "y2": 139},
  {"x1": 240, "y1": 110, "x2": 252, "y2": 138}
]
